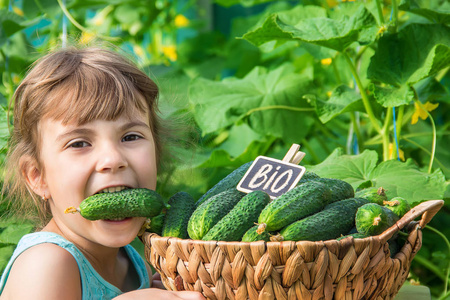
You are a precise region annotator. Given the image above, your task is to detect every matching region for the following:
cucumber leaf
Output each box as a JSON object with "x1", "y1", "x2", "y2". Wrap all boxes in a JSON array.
[
  {"x1": 188, "y1": 63, "x2": 315, "y2": 142},
  {"x1": 399, "y1": 0, "x2": 450, "y2": 24},
  {"x1": 214, "y1": 0, "x2": 277, "y2": 8},
  {"x1": 304, "y1": 85, "x2": 365, "y2": 123},
  {"x1": 367, "y1": 23, "x2": 450, "y2": 87},
  {"x1": 0, "y1": 9, "x2": 26, "y2": 47},
  {"x1": 0, "y1": 222, "x2": 34, "y2": 245},
  {"x1": 369, "y1": 84, "x2": 415, "y2": 107},
  {"x1": 307, "y1": 148, "x2": 446, "y2": 205},
  {"x1": 242, "y1": 4, "x2": 378, "y2": 52},
  {"x1": 0, "y1": 106, "x2": 9, "y2": 151}
]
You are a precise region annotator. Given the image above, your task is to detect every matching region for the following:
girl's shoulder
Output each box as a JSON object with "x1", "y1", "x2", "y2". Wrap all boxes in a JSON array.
[{"x1": 1, "y1": 237, "x2": 81, "y2": 299}]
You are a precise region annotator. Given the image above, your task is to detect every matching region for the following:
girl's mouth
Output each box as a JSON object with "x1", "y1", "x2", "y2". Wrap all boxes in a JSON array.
[
  {"x1": 103, "y1": 217, "x2": 132, "y2": 222},
  {"x1": 96, "y1": 186, "x2": 130, "y2": 194}
]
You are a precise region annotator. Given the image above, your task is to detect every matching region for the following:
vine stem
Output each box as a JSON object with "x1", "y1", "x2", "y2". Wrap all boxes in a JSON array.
[
  {"x1": 401, "y1": 137, "x2": 448, "y2": 172},
  {"x1": 374, "y1": 0, "x2": 384, "y2": 25},
  {"x1": 390, "y1": 0, "x2": 399, "y2": 32},
  {"x1": 425, "y1": 225, "x2": 450, "y2": 297},
  {"x1": 381, "y1": 107, "x2": 392, "y2": 161},
  {"x1": 342, "y1": 52, "x2": 381, "y2": 133},
  {"x1": 412, "y1": 89, "x2": 437, "y2": 173},
  {"x1": 242, "y1": 105, "x2": 315, "y2": 119},
  {"x1": 342, "y1": 52, "x2": 383, "y2": 153},
  {"x1": 56, "y1": 0, "x2": 120, "y2": 42}
]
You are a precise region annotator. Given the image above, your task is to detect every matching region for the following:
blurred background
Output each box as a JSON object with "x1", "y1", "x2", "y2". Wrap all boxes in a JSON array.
[{"x1": 0, "y1": 0, "x2": 449, "y2": 298}]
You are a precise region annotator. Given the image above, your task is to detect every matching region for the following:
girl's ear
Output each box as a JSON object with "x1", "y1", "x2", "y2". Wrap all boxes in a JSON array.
[{"x1": 19, "y1": 155, "x2": 48, "y2": 198}]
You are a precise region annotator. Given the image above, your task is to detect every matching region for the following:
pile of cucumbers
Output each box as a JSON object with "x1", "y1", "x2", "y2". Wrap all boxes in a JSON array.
[{"x1": 67, "y1": 161, "x2": 411, "y2": 247}]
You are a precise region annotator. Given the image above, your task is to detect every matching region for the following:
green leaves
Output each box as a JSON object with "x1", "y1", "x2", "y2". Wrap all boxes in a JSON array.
[
  {"x1": 215, "y1": 0, "x2": 276, "y2": 8},
  {"x1": 368, "y1": 23, "x2": 450, "y2": 87},
  {"x1": 188, "y1": 63, "x2": 315, "y2": 142},
  {"x1": 304, "y1": 85, "x2": 365, "y2": 123},
  {"x1": 307, "y1": 148, "x2": 446, "y2": 205},
  {"x1": 369, "y1": 84, "x2": 415, "y2": 108},
  {"x1": 0, "y1": 8, "x2": 25, "y2": 47},
  {"x1": 242, "y1": 4, "x2": 378, "y2": 52},
  {"x1": 399, "y1": 0, "x2": 450, "y2": 24},
  {"x1": 0, "y1": 217, "x2": 34, "y2": 274},
  {"x1": 0, "y1": 106, "x2": 9, "y2": 151}
]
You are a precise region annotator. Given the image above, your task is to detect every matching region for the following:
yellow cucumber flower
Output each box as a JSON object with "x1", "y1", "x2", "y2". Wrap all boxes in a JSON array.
[
  {"x1": 321, "y1": 58, "x2": 332, "y2": 66},
  {"x1": 162, "y1": 45, "x2": 177, "y2": 61},
  {"x1": 174, "y1": 14, "x2": 189, "y2": 27},
  {"x1": 411, "y1": 101, "x2": 439, "y2": 124}
]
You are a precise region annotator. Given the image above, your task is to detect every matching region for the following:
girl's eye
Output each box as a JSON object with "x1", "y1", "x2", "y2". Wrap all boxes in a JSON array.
[
  {"x1": 122, "y1": 134, "x2": 142, "y2": 142},
  {"x1": 68, "y1": 141, "x2": 90, "y2": 148}
]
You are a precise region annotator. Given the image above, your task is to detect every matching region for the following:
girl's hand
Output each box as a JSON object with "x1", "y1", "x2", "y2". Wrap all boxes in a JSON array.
[
  {"x1": 112, "y1": 289, "x2": 206, "y2": 299},
  {"x1": 151, "y1": 271, "x2": 165, "y2": 289}
]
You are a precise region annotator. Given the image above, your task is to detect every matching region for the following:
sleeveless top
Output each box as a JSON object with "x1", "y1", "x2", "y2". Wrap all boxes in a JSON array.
[{"x1": 0, "y1": 232, "x2": 151, "y2": 299}]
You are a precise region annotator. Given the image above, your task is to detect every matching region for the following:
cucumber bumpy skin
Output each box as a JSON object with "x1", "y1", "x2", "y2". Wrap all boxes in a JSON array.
[
  {"x1": 257, "y1": 181, "x2": 332, "y2": 234},
  {"x1": 354, "y1": 187, "x2": 387, "y2": 205},
  {"x1": 202, "y1": 190, "x2": 270, "y2": 242},
  {"x1": 383, "y1": 196, "x2": 411, "y2": 218},
  {"x1": 309, "y1": 177, "x2": 354, "y2": 204},
  {"x1": 162, "y1": 191, "x2": 196, "y2": 239},
  {"x1": 64, "y1": 188, "x2": 166, "y2": 221},
  {"x1": 276, "y1": 198, "x2": 369, "y2": 241},
  {"x1": 242, "y1": 225, "x2": 271, "y2": 242},
  {"x1": 355, "y1": 203, "x2": 399, "y2": 236},
  {"x1": 187, "y1": 188, "x2": 245, "y2": 240}
]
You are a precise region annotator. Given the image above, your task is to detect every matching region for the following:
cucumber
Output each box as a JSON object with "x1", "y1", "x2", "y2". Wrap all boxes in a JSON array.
[
  {"x1": 196, "y1": 161, "x2": 252, "y2": 206},
  {"x1": 187, "y1": 188, "x2": 245, "y2": 240},
  {"x1": 297, "y1": 170, "x2": 320, "y2": 185},
  {"x1": 147, "y1": 213, "x2": 165, "y2": 235},
  {"x1": 354, "y1": 187, "x2": 387, "y2": 205},
  {"x1": 162, "y1": 192, "x2": 196, "y2": 239},
  {"x1": 310, "y1": 178, "x2": 354, "y2": 203},
  {"x1": 241, "y1": 225, "x2": 271, "y2": 242},
  {"x1": 355, "y1": 203, "x2": 399, "y2": 236},
  {"x1": 276, "y1": 198, "x2": 369, "y2": 241},
  {"x1": 65, "y1": 188, "x2": 166, "y2": 221},
  {"x1": 257, "y1": 181, "x2": 332, "y2": 233},
  {"x1": 202, "y1": 191, "x2": 270, "y2": 241},
  {"x1": 383, "y1": 196, "x2": 411, "y2": 218}
]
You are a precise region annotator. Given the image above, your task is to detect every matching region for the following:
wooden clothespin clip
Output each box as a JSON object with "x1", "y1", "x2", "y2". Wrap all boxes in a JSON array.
[{"x1": 282, "y1": 144, "x2": 306, "y2": 165}]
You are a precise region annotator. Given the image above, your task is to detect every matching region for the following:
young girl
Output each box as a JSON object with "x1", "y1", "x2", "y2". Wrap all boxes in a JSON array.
[{"x1": 0, "y1": 45, "x2": 204, "y2": 300}]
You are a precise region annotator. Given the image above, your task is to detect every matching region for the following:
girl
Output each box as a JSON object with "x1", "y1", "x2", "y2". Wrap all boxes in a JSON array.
[{"x1": 0, "y1": 45, "x2": 204, "y2": 300}]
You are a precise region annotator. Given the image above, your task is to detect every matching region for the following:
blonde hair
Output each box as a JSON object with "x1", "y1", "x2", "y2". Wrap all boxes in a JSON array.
[{"x1": 3, "y1": 45, "x2": 164, "y2": 225}]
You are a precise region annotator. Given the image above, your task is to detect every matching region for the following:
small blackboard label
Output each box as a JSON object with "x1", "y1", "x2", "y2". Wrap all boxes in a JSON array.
[{"x1": 237, "y1": 156, "x2": 306, "y2": 199}]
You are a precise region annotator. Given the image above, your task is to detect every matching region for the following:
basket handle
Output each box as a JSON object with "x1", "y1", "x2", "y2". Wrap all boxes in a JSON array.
[{"x1": 379, "y1": 200, "x2": 444, "y2": 240}]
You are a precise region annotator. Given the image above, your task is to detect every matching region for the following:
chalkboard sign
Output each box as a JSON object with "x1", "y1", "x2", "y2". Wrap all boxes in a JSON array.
[{"x1": 237, "y1": 156, "x2": 306, "y2": 199}]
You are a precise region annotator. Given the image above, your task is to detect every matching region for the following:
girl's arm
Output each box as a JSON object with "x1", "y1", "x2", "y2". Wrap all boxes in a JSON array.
[
  {"x1": 0, "y1": 243, "x2": 82, "y2": 300},
  {"x1": 113, "y1": 265, "x2": 205, "y2": 300}
]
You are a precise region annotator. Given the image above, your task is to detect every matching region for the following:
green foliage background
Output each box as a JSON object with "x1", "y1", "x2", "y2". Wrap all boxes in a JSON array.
[{"x1": 0, "y1": 0, "x2": 449, "y2": 298}]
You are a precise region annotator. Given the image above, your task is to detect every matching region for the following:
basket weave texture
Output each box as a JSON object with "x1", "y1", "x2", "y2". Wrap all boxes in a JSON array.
[{"x1": 141, "y1": 200, "x2": 443, "y2": 300}]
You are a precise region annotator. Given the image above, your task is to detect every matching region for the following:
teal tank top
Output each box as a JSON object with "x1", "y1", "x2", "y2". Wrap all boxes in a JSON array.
[{"x1": 0, "y1": 232, "x2": 151, "y2": 299}]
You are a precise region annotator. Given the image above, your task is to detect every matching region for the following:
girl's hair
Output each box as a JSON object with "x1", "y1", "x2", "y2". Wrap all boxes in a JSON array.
[{"x1": 2, "y1": 45, "x2": 165, "y2": 225}]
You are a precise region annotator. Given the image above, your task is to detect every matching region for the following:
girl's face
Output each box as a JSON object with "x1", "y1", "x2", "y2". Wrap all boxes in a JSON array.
[{"x1": 34, "y1": 108, "x2": 157, "y2": 249}]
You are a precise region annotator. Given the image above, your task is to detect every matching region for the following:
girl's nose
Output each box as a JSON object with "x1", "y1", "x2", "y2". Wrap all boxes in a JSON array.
[{"x1": 95, "y1": 145, "x2": 128, "y2": 173}]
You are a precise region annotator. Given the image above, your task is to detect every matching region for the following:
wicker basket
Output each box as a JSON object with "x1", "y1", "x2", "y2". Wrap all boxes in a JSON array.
[{"x1": 141, "y1": 199, "x2": 444, "y2": 300}]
